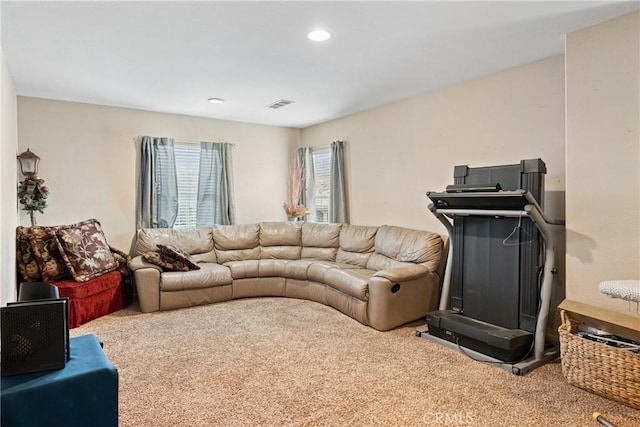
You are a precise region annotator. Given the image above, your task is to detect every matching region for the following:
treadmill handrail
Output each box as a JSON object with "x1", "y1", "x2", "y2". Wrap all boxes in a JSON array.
[
  {"x1": 426, "y1": 189, "x2": 565, "y2": 226},
  {"x1": 430, "y1": 206, "x2": 565, "y2": 226},
  {"x1": 428, "y1": 198, "x2": 562, "y2": 360},
  {"x1": 436, "y1": 208, "x2": 528, "y2": 218}
]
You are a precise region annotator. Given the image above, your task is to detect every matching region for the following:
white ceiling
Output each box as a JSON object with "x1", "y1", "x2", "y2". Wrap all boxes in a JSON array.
[{"x1": 2, "y1": 1, "x2": 638, "y2": 128}]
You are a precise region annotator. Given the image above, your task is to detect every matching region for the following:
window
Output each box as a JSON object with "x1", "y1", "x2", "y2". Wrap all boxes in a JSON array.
[
  {"x1": 138, "y1": 137, "x2": 235, "y2": 229},
  {"x1": 311, "y1": 147, "x2": 331, "y2": 223},
  {"x1": 173, "y1": 143, "x2": 200, "y2": 228}
]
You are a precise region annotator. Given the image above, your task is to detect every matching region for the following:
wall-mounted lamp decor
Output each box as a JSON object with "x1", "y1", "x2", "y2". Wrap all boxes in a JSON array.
[
  {"x1": 17, "y1": 148, "x2": 40, "y2": 177},
  {"x1": 17, "y1": 149, "x2": 48, "y2": 227}
]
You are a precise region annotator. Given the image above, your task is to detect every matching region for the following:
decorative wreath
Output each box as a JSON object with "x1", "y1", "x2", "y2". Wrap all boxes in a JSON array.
[{"x1": 18, "y1": 176, "x2": 49, "y2": 213}]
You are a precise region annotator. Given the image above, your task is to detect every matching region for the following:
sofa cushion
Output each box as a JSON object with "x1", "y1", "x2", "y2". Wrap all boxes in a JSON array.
[
  {"x1": 259, "y1": 222, "x2": 301, "y2": 260},
  {"x1": 339, "y1": 224, "x2": 377, "y2": 252},
  {"x1": 258, "y1": 259, "x2": 290, "y2": 277},
  {"x1": 135, "y1": 227, "x2": 215, "y2": 262},
  {"x1": 259, "y1": 222, "x2": 302, "y2": 246},
  {"x1": 307, "y1": 262, "x2": 335, "y2": 283},
  {"x1": 284, "y1": 260, "x2": 315, "y2": 280},
  {"x1": 143, "y1": 251, "x2": 190, "y2": 272},
  {"x1": 365, "y1": 253, "x2": 417, "y2": 272},
  {"x1": 160, "y1": 263, "x2": 232, "y2": 291},
  {"x1": 336, "y1": 224, "x2": 378, "y2": 267},
  {"x1": 301, "y1": 223, "x2": 341, "y2": 248},
  {"x1": 225, "y1": 260, "x2": 292, "y2": 279},
  {"x1": 286, "y1": 260, "x2": 360, "y2": 281},
  {"x1": 157, "y1": 244, "x2": 200, "y2": 270},
  {"x1": 322, "y1": 268, "x2": 373, "y2": 301},
  {"x1": 368, "y1": 225, "x2": 443, "y2": 272},
  {"x1": 55, "y1": 219, "x2": 117, "y2": 282},
  {"x1": 261, "y1": 246, "x2": 301, "y2": 260},
  {"x1": 299, "y1": 222, "x2": 341, "y2": 261},
  {"x1": 301, "y1": 247, "x2": 337, "y2": 261},
  {"x1": 216, "y1": 248, "x2": 261, "y2": 263},
  {"x1": 336, "y1": 249, "x2": 372, "y2": 268},
  {"x1": 224, "y1": 260, "x2": 259, "y2": 279},
  {"x1": 213, "y1": 224, "x2": 260, "y2": 263},
  {"x1": 213, "y1": 224, "x2": 259, "y2": 250},
  {"x1": 190, "y1": 252, "x2": 217, "y2": 264}
]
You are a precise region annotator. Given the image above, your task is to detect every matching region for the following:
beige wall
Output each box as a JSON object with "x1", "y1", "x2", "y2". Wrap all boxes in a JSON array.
[
  {"x1": 300, "y1": 56, "x2": 567, "y2": 324},
  {"x1": 16, "y1": 98, "x2": 299, "y2": 252},
  {"x1": 301, "y1": 56, "x2": 566, "y2": 232},
  {"x1": 1, "y1": 47, "x2": 18, "y2": 305},
  {"x1": 565, "y1": 11, "x2": 640, "y2": 314}
]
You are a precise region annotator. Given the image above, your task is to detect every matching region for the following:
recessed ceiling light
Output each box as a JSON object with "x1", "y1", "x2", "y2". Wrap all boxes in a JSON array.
[
  {"x1": 308, "y1": 29, "x2": 331, "y2": 42},
  {"x1": 208, "y1": 97, "x2": 225, "y2": 104}
]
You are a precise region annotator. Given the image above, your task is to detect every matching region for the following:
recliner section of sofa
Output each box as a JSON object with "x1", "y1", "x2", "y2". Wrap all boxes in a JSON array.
[{"x1": 128, "y1": 221, "x2": 446, "y2": 331}]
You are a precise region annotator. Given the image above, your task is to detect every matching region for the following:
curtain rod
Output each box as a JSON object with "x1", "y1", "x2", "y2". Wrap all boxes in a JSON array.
[
  {"x1": 303, "y1": 143, "x2": 331, "y2": 150},
  {"x1": 133, "y1": 136, "x2": 234, "y2": 146},
  {"x1": 303, "y1": 140, "x2": 346, "y2": 150},
  {"x1": 176, "y1": 140, "x2": 235, "y2": 147}
]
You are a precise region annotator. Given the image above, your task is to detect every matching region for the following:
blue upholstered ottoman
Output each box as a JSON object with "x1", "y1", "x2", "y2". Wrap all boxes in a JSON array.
[{"x1": 1, "y1": 334, "x2": 118, "y2": 427}]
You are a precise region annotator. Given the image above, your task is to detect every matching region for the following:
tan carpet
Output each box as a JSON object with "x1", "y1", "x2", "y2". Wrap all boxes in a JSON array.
[{"x1": 71, "y1": 298, "x2": 639, "y2": 427}]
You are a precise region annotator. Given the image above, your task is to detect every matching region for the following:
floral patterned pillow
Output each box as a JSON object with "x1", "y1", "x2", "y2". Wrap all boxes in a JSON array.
[
  {"x1": 143, "y1": 251, "x2": 190, "y2": 272},
  {"x1": 55, "y1": 219, "x2": 117, "y2": 282},
  {"x1": 30, "y1": 229, "x2": 69, "y2": 282},
  {"x1": 109, "y1": 245, "x2": 132, "y2": 275},
  {"x1": 157, "y1": 244, "x2": 200, "y2": 270},
  {"x1": 16, "y1": 226, "x2": 42, "y2": 281}
]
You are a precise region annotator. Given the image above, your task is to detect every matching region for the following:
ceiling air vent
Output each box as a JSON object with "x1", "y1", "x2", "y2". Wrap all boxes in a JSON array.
[{"x1": 266, "y1": 99, "x2": 295, "y2": 109}]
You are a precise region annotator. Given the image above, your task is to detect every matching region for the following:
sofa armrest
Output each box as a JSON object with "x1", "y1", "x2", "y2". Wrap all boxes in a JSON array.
[
  {"x1": 128, "y1": 255, "x2": 162, "y2": 273},
  {"x1": 128, "y1": 256, "x2": 161, "y2": 313},
  {"x1": 368, "y1": 271, "x2": 440, "y2": 331},
  {"x1": 373, "y1": 265, "x2": 429, "y2": 283}
]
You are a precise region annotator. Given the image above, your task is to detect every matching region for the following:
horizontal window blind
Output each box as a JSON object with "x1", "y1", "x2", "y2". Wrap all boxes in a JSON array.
[
  {"x1": 312, "y1": 148, "x2": 331, "y2": 223},
  {"x1": 174, "y1": 144, "x2": 200, "y2": 228}
]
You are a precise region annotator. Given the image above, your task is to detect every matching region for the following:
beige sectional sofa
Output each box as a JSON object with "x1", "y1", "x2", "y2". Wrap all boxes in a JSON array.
[{"x1": 128, "y1": 222, "x2": 446, "y2": 331}]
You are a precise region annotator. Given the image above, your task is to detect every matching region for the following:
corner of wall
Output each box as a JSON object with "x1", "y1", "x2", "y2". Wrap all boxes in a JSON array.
[{"x1": 1, "y1": 46, "x2": 19, "y2": 305}]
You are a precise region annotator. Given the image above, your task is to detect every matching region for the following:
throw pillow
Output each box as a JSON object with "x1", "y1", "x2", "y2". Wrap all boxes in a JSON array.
[
  {"x1": 143, "y1": 251, "x2": 190, "y2": 272},
  {"x1": 108, "y1": 245, "x2": 131, "y2": 262},
  {"x1": 109, "y1": 245, "x2": 132, "y2": 275},
  {"x1": 29, "y1": 228, "x2": 69, "y2": 282},
  {"x1": 55, "y1": 219, "x2": 117, "y2": 282},
  {"x1": 157, "y1": 244, "x2": 200, "y2": 270},
  {"x1": 16, "y1": 226, "x2": 42, "y2": 281}
]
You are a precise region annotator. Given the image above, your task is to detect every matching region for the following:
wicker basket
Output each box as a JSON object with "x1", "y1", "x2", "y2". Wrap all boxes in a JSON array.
[{"x1": 558, "y1": 310, "x2": 640, "y2": 409}]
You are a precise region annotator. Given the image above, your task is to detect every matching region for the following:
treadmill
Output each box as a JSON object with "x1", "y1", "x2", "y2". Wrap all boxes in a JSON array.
[{"x1": 416, "y1": 159, "x2": 565, "y2": 375}]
